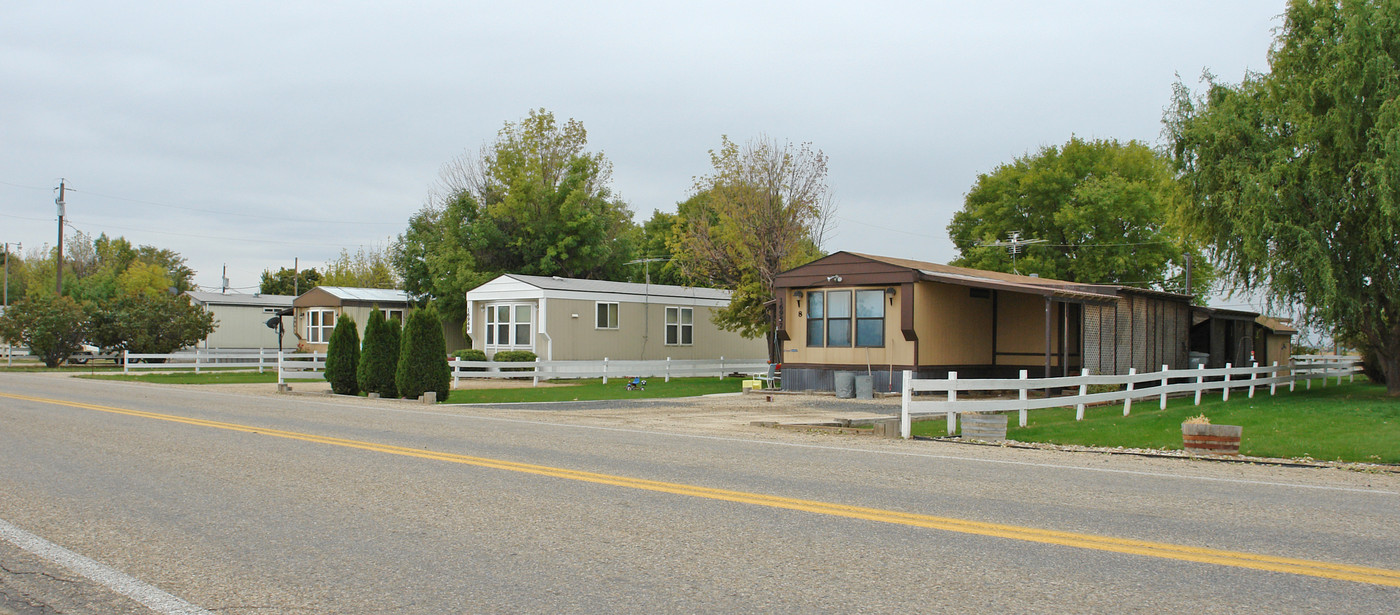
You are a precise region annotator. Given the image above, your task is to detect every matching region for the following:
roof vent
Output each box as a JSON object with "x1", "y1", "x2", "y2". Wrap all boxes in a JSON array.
[
  {"x1": 552, "y1": 276, "x2": 564, "y2": 281},
  {"x1": 1028, "y1": 273, "x2": 1039, "y2": 278}
]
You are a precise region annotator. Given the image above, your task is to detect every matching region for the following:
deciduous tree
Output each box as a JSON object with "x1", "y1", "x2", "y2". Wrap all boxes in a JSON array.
[
  {"x1": 259, "y1": 267, "x2": 322, "y2": 296},
  {"x1": 947, "y1": 137, "x2": 1210, "y2": 297},
  {"x1": 1165, "y1": 0, "x2": 1400, "y2": 395},
  {"x1": 672, "y1": 135, "x2": 833, "y2": 361},
  {"x1": 0, "y1": 295, "x2": 88, "y2": 367}
]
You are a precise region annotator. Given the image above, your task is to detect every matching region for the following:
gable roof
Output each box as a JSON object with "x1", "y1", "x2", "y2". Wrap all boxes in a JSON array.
[
  {"x1": 1256, "y1": 315, "x2": 1298, "y2": 335},
  {"x1": 293, "y1": 286, "x2": 412, "y2": 308}
]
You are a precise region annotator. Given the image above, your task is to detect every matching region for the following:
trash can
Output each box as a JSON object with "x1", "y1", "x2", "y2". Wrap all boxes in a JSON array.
[
  {"x1": 834, "y1": 371, "x2": 856, "y2": 398},
  {"x1": 854, "y1": 375, "x2": 873, "y2": 399}
]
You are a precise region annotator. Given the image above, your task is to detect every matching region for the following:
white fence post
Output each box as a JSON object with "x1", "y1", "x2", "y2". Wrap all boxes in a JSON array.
[
  {"x1": 947, "y1": 371, "x2": 958, "y2": 435},
  {"x1": 1223, "y1": 363, "x2": 1232, "y2": 401},
  {"x1": 1159, "y1": 364, "x2": 1169, "y2": 410},
  {"x1": 602, "y1": 357, "x2": 608, "y2": 385},
  {"x1": 666, "y1": 357, "x2": 671, "y2": 383},
  {"x1": 122, "y1": 350, "x2": 129, "y2": 375},
  {"x1": 1322, "y1": 362, "x2": 1328, "y2": 386},
  {"x1": 277, "y1": 350, "x2": 285, "y2": 386},
  {"x1": 195, "y1": 348, "x2": 202, "y2": 374},
  {"x1": 1270, "y1": 361, "x2": 1279, "y2": 395},
  {"x1": 1018, "y1": 370, "x2": 1029, "y2": 428},
  {"x1": 1124, "y1": 367, "x2": 1136, "y2": 416},
  {"x1": 1194, "y1": 363, "x2": 1204, "y2": 405},
  {"x1": 1075, "y1": 368, "x2": 1088, "y2": 421},
  {"x1": 532, "y1": 357, "x2": 540, "y2": 387},
  {"x1": 1248, "y1": 361, "x2": 1258, "y2": 398},
  {"x1": 900, "y1": 370, "x2": 912, "y2": 439},
  {"x1": 719, "y1": 356, "x2": 725, "y2": 379}
]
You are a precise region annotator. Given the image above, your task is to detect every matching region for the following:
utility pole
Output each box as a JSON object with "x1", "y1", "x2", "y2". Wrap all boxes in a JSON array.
[
  {"x1": 55, "y1": 179, "x2": 66, "y2": 295},
  {"x1": 3, "y1": 242, "x2": 12, "y2": 368},
  {"x1": 293, "y1": 257, "x2": 299, "y2": 296},
  {"x1": 222, "y1": 264, "x2": 229, "y2": 294}
]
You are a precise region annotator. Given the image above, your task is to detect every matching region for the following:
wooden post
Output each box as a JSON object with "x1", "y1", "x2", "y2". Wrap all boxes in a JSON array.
[
  {"x1": 900, "y1": 370, "x2": 913, "y2": 439},
  {"x1": 1223, "y1": 363, "x2": 1232, "y2": 401},
  {"x1": 1290, "y1": 360, "x2": 1296, "y2": 392},
  {"x1": 947, "y1": 371, "x2": 958, "y2": 435},
  {"x1": 1159, "y1": 364, "x2": 1169, "y2": 410},
  {"x1": 1075, "y1": 368, "x2": 1088, "y2": 421},
  {"x1": 1194, "y1": 363, "x2": 1205, "y2": 405},
  {"x1": 1124, "y1": 367, "x2": 1136, "y2": 416},
  {"x1": 1018, "y1": 370, "x2": 1029, "y2": 427},
  {"x1": 1270, "y1": 361, "x2": 1278, "y2": 395}
]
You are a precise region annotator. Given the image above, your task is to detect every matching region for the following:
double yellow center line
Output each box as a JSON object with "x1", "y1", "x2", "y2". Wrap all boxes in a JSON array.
[{"x1": 5, "y1": 391, "x2": 1399, "y2": 587}]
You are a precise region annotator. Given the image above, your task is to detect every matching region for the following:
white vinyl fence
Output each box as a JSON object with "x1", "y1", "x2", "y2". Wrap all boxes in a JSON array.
[
  {"x1": 277, "y1": 352, "x2": 326, "y2": 385},
  {"x1": 122, "y1": 348, "x2": 280, "y2": 374},
  {"x1": 900, "y1": 355, "x2": 1363, "y2": 439},
  {"x1": 449, "y1": 357, "x2": 768, "y2": 388}
]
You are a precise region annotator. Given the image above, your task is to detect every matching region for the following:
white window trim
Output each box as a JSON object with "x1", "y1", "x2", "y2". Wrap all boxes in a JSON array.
[
  {"x1": 306, "y1": 308, "x2": 337, "y2": 344},
  {"x1": 595, "y1": 301, "x2": 619, "y2": 330},
  {"x1": 381, "y1": 308, "x2": 405, "y2": 323},
  {"x1": 483, "y1": 302, "x2": 535, "y2": 350},
  {"x1": 665, "y1": 306, "x2": 693, "y2": 346}
]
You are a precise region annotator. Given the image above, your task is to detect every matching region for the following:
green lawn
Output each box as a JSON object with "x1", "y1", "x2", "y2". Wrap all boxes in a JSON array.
[
  {"x1": 443, "y1": 377, "x2": 743, "y2": 403},
  {"x1": 912, "y1": 378, "x2": 1400, "y2": 463}
]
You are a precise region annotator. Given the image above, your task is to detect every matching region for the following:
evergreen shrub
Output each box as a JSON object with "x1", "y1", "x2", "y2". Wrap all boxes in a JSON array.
[
  {"x1": 396, "y1": 307, "x2": 450, "y2": 401},
  {"x1": 358, "y1": 309, "x2": 400, "y2": 398},
  {"x1": 324, "y1": 315, "x2": 360, "y2": 395}
]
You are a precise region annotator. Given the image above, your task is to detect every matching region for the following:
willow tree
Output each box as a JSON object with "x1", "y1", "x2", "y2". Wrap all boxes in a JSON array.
[
  {"x1": 1165, "y1": 0, "x2": 1400, "y2": 394},
  {"x1": 672, "y1": 135, "x2": 833, "y2": 361}
]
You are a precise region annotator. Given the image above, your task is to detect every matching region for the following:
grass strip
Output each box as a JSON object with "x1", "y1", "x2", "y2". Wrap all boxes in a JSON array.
[{"x1": 911, "y1": 379, "x2": 1399, "y2": 464}]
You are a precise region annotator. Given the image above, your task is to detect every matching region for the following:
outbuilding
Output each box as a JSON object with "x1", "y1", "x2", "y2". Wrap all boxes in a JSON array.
[
  {"x1": 772, "y1": 252, "x2": 1196, "y2": 392},
  {"x1": 465, "y1": 274, "x2": 767, "y2": 361},
  {"x1": 184, "y1": 291, "x2": 296, "y2": 350}
]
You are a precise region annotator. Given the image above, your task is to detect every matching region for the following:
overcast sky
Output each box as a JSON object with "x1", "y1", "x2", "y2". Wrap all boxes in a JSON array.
[{"x1": 2, "y1": 0, "x2": 1283, "y2": 308}]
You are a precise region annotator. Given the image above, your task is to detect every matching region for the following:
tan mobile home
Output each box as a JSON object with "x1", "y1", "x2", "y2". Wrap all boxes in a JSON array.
[
  {"x1": 773, "y1": 252, "x2": 1196, "y2": 392},
  {"x1": 292, "y1": 286, "x2": 414, "y2": 353}
]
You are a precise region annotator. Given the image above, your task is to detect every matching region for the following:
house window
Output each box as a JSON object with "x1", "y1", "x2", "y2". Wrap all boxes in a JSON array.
[
  {"x1": 484, "y1": 303, "x2": 533, "y2": 348},
  {"x1": 854, "y1": 289, "x2": 885, "y2": 347},
  {"x1": 596, "y1": 302, "x2": 619, "y2": 329},
  {"x1": 381, "y1": 308, "x2": 404, "y2": 323},
  {"x1": 804, "y1": 289, "x2": 885, "y2": 348},
  {"x1": 306, "y1": 309, "x2": 336, "y2": 344},
  {"x1": 665, "y1": 306, "x2": 692, "y2": 346},
  {"x1": 826, "y1": 290, "x2": 852, "y2": 346},
  {"x1": 806, "y1": 291, "x2": 824, "y2": 346}
]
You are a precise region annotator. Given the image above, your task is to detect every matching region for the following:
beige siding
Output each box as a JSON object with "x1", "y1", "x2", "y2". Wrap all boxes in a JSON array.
[
  {"x1": 783, "y1": 286, "x2": 913, "y2": 367},
  {"x1": 542, "y1": 298, "x2": 764, "y2": 361},
  {"x1": 994, "y1": 292, "x2": 1062, "y2": 367},
  {"x1": 917, "y1": 282, "x2": 994, "y2": 366}
]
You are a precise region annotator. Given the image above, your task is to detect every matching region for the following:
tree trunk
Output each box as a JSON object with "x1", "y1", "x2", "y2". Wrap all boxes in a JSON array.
[{"x1": 1384, "y1": 351, "x2": 1400, "y2": 397}]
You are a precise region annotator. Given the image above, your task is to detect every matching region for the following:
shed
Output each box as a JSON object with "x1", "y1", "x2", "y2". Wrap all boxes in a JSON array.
[
  {"x1": 1254, "y1": 315, "x2": 1298, "y2": 367},
  {"x1": 184, "y1": 291, "x2": 296, "y2": 350},
  {"x1": 772, "y1": 252, "x2": 1195, "y2": 392},
  {"x1": 465, "y1": 274, "x2": 767, "y2": 361}
]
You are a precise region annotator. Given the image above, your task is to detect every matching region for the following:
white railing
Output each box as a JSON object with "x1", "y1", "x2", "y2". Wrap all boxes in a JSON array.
[
  {"x1": 277, "y1": 351, "x2": 326, "y2": 385},
  {"x1": 448, "y1": 356, "x2": 768, "y2": 388},
  {"x1": 122, "y1": 348, "x2": 280, "y2": 374},
  {"x1": 899, "y1": 356, "x2": 1364, "y2": 439}
]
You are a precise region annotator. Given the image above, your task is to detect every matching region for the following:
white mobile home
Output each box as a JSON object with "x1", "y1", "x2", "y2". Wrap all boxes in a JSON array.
[
  {"x1": 465, "y1": 274, "x2": 766, "y2": 361},
  {"x1": 184, "y1": 291, "x2": 296, "y2": 350}
]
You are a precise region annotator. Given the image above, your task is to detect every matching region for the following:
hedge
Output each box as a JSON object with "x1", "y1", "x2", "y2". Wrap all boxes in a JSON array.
[
  {"x1": 396, "y1": 307, "x2": 450, "y2": 401},
  {"x1": 357, "y1": 308, "x2": 400, "y2": 398},
  {"x1": 324, "y1": 315, "x2": 360, "y2": 396}
]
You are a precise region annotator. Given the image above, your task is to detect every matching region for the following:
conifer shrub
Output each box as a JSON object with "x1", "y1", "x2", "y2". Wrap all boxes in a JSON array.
[
  {"x1": 324, "y1": 314, "x2": 360, "y2": 395},
  {"x1": 396, "y1": 307, "x2": 450, "y2": 401},
  {"x1": 357, "y1": 309, "x2": 399, "y2": 397}
]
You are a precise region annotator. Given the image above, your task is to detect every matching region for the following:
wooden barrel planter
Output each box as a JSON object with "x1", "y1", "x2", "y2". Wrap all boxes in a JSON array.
[
  {"x1": 1181, "y1": 423, "x2": 1242, "y2": 456},
  {"x1": 961, "y1": 413, "x2": 1008, "y2": 442}
]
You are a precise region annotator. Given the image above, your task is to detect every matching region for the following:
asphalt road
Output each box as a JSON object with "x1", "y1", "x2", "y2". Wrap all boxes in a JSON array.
[{"x1": 1, "y1": 372, "x2": 1397, "y2": 614}]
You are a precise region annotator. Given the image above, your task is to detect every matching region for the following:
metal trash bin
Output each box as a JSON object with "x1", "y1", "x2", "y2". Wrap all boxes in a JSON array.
[
  {"x1": 834, "y1": 371, "x2": 856, "y2": 398},
  {"x1": 854, "y1": 375, "x2": 873, "y2": 399}
]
